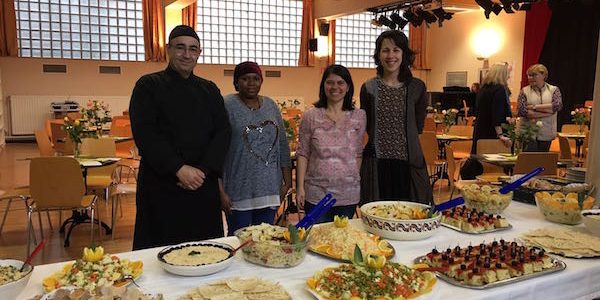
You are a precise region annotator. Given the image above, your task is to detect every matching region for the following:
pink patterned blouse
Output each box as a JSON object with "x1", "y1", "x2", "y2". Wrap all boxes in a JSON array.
[{"x1": 296, "y1": 107, "x2": 366, "y2": 206}]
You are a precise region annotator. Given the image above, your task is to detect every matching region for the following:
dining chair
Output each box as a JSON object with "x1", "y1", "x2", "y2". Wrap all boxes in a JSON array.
[
  {"x1": 50, "y1": 122, "x2": 74, "y2": 155},
  {"x1": 108, "y1": 164, "x2": 137, "y2": 239},
  {"x1": 445, "y1": 146, "x2": 459, "y2": 201},
  {"x1": 561, "y1": 124, "x2": 589, "y2": 134},
  {"x1": 558, "y1": 136, "x2": 573, "y2": 160},
  {"x1": 27, "y1": 157, "x2": 99, "y2": 251},
  {"x1": 80, "y1": 137, "x2": 118, "y2": 219},
  {"x1": 513, "y1": 152, "x2": 558, "y2": 176},
  {"x1": 34, "y1": 129, "x2": 56, "y2": 157},
  {"x1": 476, "y1": 139, "x2": 510, "y2": 175},
  {"x1": 447, "y1": 125, "x2": 473, "y2": 161},
  {"x1": 419, "y1": 131, "x2": 446, "y2": 187},
  {"x1": 423, "y1": 117, "x2": 436, "y2": 133}
]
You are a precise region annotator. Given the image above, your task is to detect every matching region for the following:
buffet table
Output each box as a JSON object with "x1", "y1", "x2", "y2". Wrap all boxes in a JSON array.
[{"x1": 17, "y1": 201, "x2": 600, "y2": 300}]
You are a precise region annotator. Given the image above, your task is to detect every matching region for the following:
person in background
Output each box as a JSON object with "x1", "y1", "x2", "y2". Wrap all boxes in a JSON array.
[
  {"x1": 517, "y1": 64, "x2": 563, "y2": 152},
  {"x1": 129, "y1": 25, "x2": 231, "y2": 250},
  {"x1": 471, "y1": 62, "x2": 513, "y2": 154},
  {"x1": 221, "y1": 61, "x2": 291, "y2": 235},
  {"x1": 471, "y1": 82, "x2": 481, "y2": 94},
  {"x1": 296, "y1": 64, "x2": 366, "y2": 223},
  {"x1": 359, "y1": 30, "x2": 431, "y2": 205}
]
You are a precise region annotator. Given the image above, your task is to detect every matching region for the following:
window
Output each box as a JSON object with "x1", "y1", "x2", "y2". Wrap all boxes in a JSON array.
[
  {"x1": 197, "y1": 0, "x2": 303, "y2": 66},
  {"x1": 15, "y1": 0, "x2": 144, "y2": 61},
  {"x1": 335, "y1": 12, "x2": 409, "y2": 68}
]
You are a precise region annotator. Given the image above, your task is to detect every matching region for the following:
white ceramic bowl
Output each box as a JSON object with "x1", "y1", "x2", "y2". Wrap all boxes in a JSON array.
[
  {"x1": 157, "y1": 241, "x2": 234, "y2": 276},
  {"x1": 581, "y1": 209, "x2": 600, "y2": 236},
  {"x1": 360, "y1": 201, "x2": 441, "y2": 240},
  {"x1": 0, "y1": 259, "x2": 34, "y2": 299}
]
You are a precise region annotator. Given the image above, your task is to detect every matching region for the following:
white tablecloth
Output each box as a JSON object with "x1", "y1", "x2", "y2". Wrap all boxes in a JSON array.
[{"x1": 17, "y1": 201, "x2": 600, "y2": 300}]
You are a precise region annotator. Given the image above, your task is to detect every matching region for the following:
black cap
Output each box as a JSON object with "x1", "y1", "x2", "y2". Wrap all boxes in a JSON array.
[{"x1": 168, "y1": 25, "x2": 199, "y2": 42}]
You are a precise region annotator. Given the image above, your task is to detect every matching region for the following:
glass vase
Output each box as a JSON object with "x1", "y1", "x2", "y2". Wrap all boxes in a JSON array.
[
  {"x1": 511, "y1": 140, "x2": 523, "y2": 156},
  {"x1": 73, "y1": 142, "x2": 81, "y2": 158},
  {"x1": 443, "y1": 125, "x2": 451, "y2": 135},
  {"x1": 578, "y1": 123, "x2": 585, "y2": 134}
]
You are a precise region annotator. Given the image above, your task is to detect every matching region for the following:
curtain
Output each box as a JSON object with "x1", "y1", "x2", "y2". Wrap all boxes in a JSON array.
[
  {"x1": 298, "y1": 0, "x2": 315, "y2": 66},
  {"x1": 327, "y1": 20, "x2": 336, "y2": 66},
  {"x1": 538, "y1": 0, "x2": 600, "y2": 128},
  {"x1": 520, "y1": 2, "x2": 552, "y2": 88},
  {"x1": 182, "y1": 2, "x2": 197, "y2": 30},
  {"x1": 0, "y1": 0, "x2": 18, "y2": 57},
  {"x1": 409, "y1": 25, "x2": 427, "y2": 69},
  {"x1": 142, "y1": 0, "x2": 166, "y2": 62}
]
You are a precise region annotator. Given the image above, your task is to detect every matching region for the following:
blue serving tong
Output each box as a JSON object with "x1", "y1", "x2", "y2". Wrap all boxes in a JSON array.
[
  {"x1": 499, "y1": 167, "x2": 545, "y2": 194},
  {"x1": 296, "y1": 193, "x2": 336, "y2": 229}
]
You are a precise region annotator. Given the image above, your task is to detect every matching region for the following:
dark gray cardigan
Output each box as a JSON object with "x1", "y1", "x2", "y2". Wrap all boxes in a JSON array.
[{"x1": 359, "y1": 76, "x2": 433, "y2": 205}]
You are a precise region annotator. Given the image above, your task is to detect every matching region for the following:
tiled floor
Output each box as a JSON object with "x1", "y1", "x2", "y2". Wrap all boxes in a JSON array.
[{"x1": 0, "y1": 142, "x2": 454, "y2": 265}]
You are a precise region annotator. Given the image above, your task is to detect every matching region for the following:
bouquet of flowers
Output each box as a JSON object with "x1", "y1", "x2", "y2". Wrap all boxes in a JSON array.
[
  {"x1": 81, "y1": 100, "x2": 111, "y2": 130},
  {"x1": 501, "y1": 117, "x2": 543, "y2": 155},
  {"x1": 61, "y1": 117, "x2": 95, "y2": 156},
  {"x1": 571, "y1": 108, "x2": 590, "y2": 133},
  {"x1": 441, "y1": 108, "x2": 459, "y2": 133}
]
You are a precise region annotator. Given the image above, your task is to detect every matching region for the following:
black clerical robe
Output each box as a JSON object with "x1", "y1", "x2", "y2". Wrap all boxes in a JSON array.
[{"x1": 129, "y1": 66, "x2": 231, "y2": 250}]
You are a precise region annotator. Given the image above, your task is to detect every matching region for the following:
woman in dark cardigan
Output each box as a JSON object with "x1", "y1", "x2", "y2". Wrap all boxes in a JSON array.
[
  {"x1": 359, "y1": 30, "x2": 432, "y2": 205},
  {"x1": 471, "y1": 62, "x2": 513, "y2": 154}
]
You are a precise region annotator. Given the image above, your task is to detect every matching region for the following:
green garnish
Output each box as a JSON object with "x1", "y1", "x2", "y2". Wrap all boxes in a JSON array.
[
  {"x1": 352, "y1": 244, "x2": 364, "y2": 265},
  {"x1": 188, "y1": 250, "x2": 202, "y2": 256}
]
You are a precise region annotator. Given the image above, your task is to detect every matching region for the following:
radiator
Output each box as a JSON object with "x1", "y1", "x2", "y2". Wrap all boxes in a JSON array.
[{"x1": 8, "y1": 95, "x2": 130, "y2": 136}]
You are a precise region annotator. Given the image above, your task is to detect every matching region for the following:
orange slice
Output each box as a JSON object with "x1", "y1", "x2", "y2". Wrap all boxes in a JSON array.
[{"x1": 377, "y1": 240, "x2": 394, "y2": 256}]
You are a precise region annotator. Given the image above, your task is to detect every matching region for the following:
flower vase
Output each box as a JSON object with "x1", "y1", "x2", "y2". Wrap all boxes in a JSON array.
[
  {"x1": 73, "y1": 142, "x2": 81, "y2": 158},
  {"x1": 578, "y1": 124, "x2": 585, "y2": 134},
  {"x1": 443, "y1": 125, "x2": 451, "y2": 135},
  {"x1": 511, "y1": 140, "x2": 522, "y2": 156}
]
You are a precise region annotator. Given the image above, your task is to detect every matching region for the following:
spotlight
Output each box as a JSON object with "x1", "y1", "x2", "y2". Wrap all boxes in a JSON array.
[
  {"x1": 519, "y1": 3, "x2": 532, "y2": 10},
  {"x1": 492, "y1": 3, "x2": 503, "y2": 15},
  {"x1": 390, "y1": 12, "x2": 409, "y2": 30},
  {"x1": 378, "y1": 15, "x2": 397, "y2": 30},
  {"x1": 371, "y1": 17, "x2": 382, "y2": 27},
  {"x1": 475, "y1": 0, "x2": 494, "y2": 19},
  {"x1": 432, "y1": 7, "x2": 453, "y2": 27},
  {"x1": 512, "y1": 2, "x2": 521, "y2": 10},
  {"x1": 500, "y1": 0, "x2": 515, "y2": 13},
  {"x1": 403, "y1": 8, "x2": 423, "y2": 27},
  {"x1": 418, "y1": 9, "x2": 438, "y2": 24}
]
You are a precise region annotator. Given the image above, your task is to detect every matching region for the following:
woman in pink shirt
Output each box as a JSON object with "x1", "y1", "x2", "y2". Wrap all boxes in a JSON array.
[{"x1": 296, "y1": 64, "x2": 366, "y2": 223}]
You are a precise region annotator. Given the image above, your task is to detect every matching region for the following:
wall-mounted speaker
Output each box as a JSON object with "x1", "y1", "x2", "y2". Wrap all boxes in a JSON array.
[
  {"x1": 319, "y1": 22, "x2": 330, "y2": 36},
  {"x1": 309, "y1": 38, "x2": 318, "y2": 52}
]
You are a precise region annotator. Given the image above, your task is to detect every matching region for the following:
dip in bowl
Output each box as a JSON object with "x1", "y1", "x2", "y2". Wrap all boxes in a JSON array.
[{"x1": 157, "y1": 241, "x2": 234, "y2": 276}]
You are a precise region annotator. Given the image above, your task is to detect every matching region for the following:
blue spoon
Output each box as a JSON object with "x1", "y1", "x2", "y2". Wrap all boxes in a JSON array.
[
  {"x1": 296, "y1": 193, "x2": 337, "y2": 229},
  {"x1": 499, "y1": 167, "x2": 545, "y2": 194}
]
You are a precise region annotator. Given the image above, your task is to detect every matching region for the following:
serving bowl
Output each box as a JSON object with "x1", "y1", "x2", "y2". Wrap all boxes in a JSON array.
[
  {"x1": 534, "y1": 191, "x2": 595, "y2": 225},
  {"x1": 360, "y1": 201, "x2": 441, "y2": 240},
  {"x1": 157, "y1": 241, "x2": 234, "y2": 276},
  {"x1": 0, "y1": 259, "x2": 34, "y2": 299},
  {"x1": 582, "y1": 209, "x2": 600, "y2": 236},
  {"x1": 461, "y1": 184, "x2": 512, "y2": 214},
  {"x1": 234, "y1": 224, "x2": 308, "y2": 268}
]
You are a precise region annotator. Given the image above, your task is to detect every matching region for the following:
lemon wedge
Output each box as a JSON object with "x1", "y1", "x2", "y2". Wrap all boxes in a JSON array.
[
  {"x1": 333, "y1": 215, "x2": 349, "y2": 228},
  {"x1": 367, "y1": 254, "x2": 386, "y2": 269},
  {"x1": 377, "y1": 240, "x2": 393, "y2": 256},
  {"x1": 83, "y1": 246, "x2": 104, "y2": 262}
]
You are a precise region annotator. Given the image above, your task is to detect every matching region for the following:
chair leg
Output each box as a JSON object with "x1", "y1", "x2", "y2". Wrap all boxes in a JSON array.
[
  {"x1": 26, "y1": 206, "x2": 33, "y2": 258},
  {"x1": 37, "y1": 210, "x2": 45, "y2": 239},
  {"x1": 0, "y1": 199, "x2": 13, "y2": 235},
  {"x1": 46, "y1": 210, "x2": 53, "y2": 230},
  {"x1": 90, "y1": 205, "x2": 96, "y2": 244},
  {"x1": 111, "y1": 194, "x2": 118, "y2": 239}
]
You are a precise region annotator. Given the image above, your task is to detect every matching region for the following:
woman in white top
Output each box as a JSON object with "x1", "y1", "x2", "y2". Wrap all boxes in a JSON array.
[{"x1": 517, "y1": 64, "x2": 563, "y2": 152}]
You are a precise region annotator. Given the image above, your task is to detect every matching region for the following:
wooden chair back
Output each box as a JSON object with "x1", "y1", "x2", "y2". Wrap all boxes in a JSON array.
[
  {"x1": 558, "y1": 136, "x2": 573, "y2": 160},
  {"x1": 80, "y1": 138, "x2": 116, "y2": 157},
  {"x1": 419, "y1": 131, "x2": 439, "y2": 168},
  {"x1": 476, "y1": 139, "x2": 510, "y2": 154},
  {"x1": 34, "y1": 129, "x2": 56, "y2": 157},
  {"x1": 448, "y1": 125, "x2": 473, "y2": 137},
  {"x1": 513, "y1": 152, "x2": 558, "y2": 176},
  {"x1": 423, "y1": 117, "x2": 436, "y2": 133},
  {"x1": 561, "y1": 124, "x2": 589, "y2": 134},
  {"x1": 445, "y1": 145, "x2": 457, "y2": 188},
  {"x1": 466, "y1": 116, "x2": 475, "y2": 127},
  {"x1": 29, "y1": 157, "x2": 86, "y2": 209},
  {"x1": 66, "y1": 112, "x2": 83, "y2": 120},
  {"x1": 50, "y1": 122, "x2": 74, "y2": 155}
]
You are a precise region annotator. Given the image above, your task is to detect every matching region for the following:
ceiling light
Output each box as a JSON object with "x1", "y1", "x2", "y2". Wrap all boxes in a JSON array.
[
  {"x1": 500, "y1": 0, "x2": 515, "y2": 13},
  {"x1": 390, "y1": 12, "x2": 409, "y2": 30}
]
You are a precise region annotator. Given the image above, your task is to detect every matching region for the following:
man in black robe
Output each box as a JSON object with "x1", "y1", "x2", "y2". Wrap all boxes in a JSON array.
[{"x1": 129, "y1": 25, "x2": 231, "y2": 250}]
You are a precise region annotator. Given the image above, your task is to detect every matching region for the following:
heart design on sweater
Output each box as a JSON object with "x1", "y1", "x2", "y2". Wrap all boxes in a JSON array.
[{"x1": 242, "y1": 120, "x2": 279, "y2": 165}]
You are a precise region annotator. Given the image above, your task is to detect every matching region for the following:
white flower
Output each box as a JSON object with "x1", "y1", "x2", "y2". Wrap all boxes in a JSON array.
[
  {"x1": 536, "y1": 121, "x2": 543, "y2": 127},
  {"x1": 442, "y1": 110, "x2": 447, "y2": 115},
  {"x1": 571, "y1": 111, "x2": 576, "y2": 115}
]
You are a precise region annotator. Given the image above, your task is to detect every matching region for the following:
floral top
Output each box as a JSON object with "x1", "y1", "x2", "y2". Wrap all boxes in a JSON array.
[{"x1": 297, "y1": 107, "x2": 366, "y2": 206}]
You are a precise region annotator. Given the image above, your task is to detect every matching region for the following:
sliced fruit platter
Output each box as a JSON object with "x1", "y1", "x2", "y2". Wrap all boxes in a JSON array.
[
  {"x1": 42, "y1": 246, "x2": 143, "y2": 293},
  {"x1": 441, "y1": 206, "x2": 511, "y2": 234},
  {"x1": 308, "y1": 216, "x2": 395, "y2": 261},
  {"x1": 414, "y1": 239, "x2": 565, "y2": 289}
]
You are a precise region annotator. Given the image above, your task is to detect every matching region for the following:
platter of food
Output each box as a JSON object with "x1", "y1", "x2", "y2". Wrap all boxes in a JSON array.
[
  {"x1": 308, "y1": 217, "x2": 395, "y2": 262},
  {"x1": 178, "y1": 277, "x2": 291, "y2": 300},
  {"x1": 157, "y1": 241, "x2": 234, "y2": 276},
  {"x1": 39, "y1": 285, "x2": 163, "y2": 300},
  {"x1": 42, "y1": 246, "x2": 143, "y2": 293},
  {"x1": 521, "y1": 228, "x2": 600, "y2": 258},
  {"x1": 414, "y1": 240, "x2": 565, "y2": 289},
  {"x1": 307, "y1": 253, "x2": 437, "y2": 300},
  {"x1": 360, "y1": 201, "x2": 441, "y2": 240},
  {"x1": 234, "y1": 223, "x2": 308, "y2": 268},
  {"x1": 441, "y1": 206, "x2": 512, "y2": 234}
]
